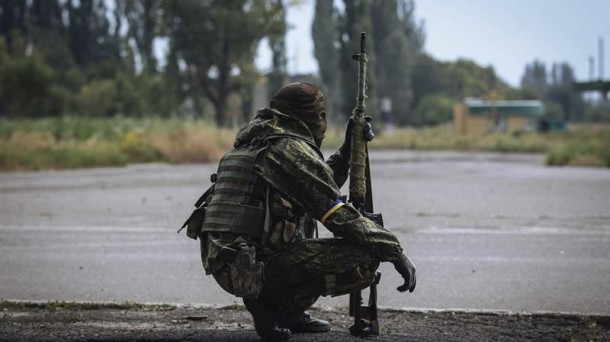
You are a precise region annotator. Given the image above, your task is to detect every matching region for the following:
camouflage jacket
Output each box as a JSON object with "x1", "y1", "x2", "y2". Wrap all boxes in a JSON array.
[{"x1": 201, "y1": 108, "x2": 403, "y2": 274}]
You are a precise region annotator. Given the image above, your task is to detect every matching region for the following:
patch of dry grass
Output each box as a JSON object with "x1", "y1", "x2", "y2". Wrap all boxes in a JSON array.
[
  {"x1": 150, "y1": 125, "x2": 233, "y2": 163},
  {"x1": 0, "y1": 117, "x2": 236, "y2": 171},
  {"x1": 1, "y1": 118, "x2": 608, "y2": 170}
]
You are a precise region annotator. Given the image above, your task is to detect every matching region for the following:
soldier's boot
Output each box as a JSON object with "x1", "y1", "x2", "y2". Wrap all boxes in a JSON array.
[
  {"x1": 278, "y1": 312, "x2": 330, "y2": 333},
  {"x1": 243, "y1": 298, "x2": 291, "y2": 341}
]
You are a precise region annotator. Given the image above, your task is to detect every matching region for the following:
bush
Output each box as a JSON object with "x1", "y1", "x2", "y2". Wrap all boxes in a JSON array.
[
  {"x1": 119, "y1": 129, "x2": 162, "y2": 162},
  {"x1": 0, "y1": 53, "x2": 66, "y2": 117},
  {"x1": 411, "y1": 94, "x2": 454, "y2": 127},
  {"x1": 77, "y1": 80, "x2": 118, "y2": 117},
  {"x1": 544, "y1": 126, "x2": 610, "y2": 167}
]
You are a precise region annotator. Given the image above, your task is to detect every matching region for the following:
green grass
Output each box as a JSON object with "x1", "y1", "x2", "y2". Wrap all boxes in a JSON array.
[{"x1": 1, "y1": 117, "x2": 609, "y2": 170}]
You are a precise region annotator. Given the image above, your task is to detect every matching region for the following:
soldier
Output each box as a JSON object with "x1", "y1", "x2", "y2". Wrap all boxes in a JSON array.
[{"x1": 197, "y1": 82, "x2": 416, "y2": 341}]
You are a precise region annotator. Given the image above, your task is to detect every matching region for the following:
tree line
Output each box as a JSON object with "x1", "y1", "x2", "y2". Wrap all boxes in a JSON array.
[
  {"x1": 0, "y1": 0, "x2": 286, "y2": 126},
  {"x1": 0, "y1": 0, "x2": 607, "y2": 127},
  {"x1": 314, "y1": 0, "x2": 608, "y2": 126}
]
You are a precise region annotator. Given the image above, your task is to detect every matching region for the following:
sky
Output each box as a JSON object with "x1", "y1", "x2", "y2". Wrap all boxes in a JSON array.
[{"x1": 257, "y1": 0, "x2": 610, "y2": 88}]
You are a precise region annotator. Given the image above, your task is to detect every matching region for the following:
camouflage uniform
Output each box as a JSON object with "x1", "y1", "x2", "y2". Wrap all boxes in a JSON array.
[{"x1": 200, "y1": 102, "x2": 403, "y2": 315}]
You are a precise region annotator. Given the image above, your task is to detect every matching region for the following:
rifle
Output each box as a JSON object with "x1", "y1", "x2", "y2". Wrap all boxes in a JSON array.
[{"x1": 348, "y1": 32, "x2": 384, "y2": 337}]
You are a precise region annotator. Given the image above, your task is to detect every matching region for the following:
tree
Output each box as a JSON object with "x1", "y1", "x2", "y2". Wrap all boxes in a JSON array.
[
  {"x1": 547, "y1": 63, "x2": 585, "y2": 121},
  {"x1": 337, "y1": 0, "x2": 377, "y2": 120},
  {"x1": 164, "y1": 0, "x2": 286, "y2": 126},
  {"x1": 372, "y1": 0, "x2": 417, "y2": 125},
  {"x1": 124, "y1": 0, "x2": 162, "y2": 73},
  {"x1": 28, "y1": 0, "x2": 76, "y2": 74},
  {"x1": 410, "y1": 53, "x2": 451, "y2": 109},
  {"x1": 398, "y1": 0, "x2": 425, "y2": 52},
  {"x1": 313, "y1": 0, "x2": 425, "y2": 124},
  {"x1": 520, "y1": 60, "x2": 548, "y2": 99},
  {"x1": 312, "y1": 0, "x2": 340, "y2": 121},
  {"x1": 0, "y1": 35, "x2": 64, "y2": 117},
  {"x1": 520, "y1": 60, "x2": 586, "y2": 122},
  {"x1": 450, "y1": 59, "x2": 502, "y2": 98},
  {"x1": 409, "y1": 53, "x2": 516, "y2": 125},
  {"x1": 266, "y1": 0, "x2": 287, "y2": 95},
  {"x1": 0, "y1": 0, "x2": 27, "y2": 52},
  {"x1": 67, "y1": 0, "x2": 118, "y2": 70},
  {"x1": 411, "y1": 93, "x2": 453, "y2": 127}
]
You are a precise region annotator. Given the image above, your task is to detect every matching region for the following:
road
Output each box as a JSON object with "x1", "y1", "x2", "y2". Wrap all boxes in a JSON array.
[{"x1": 1, "y1": 151, "x2": 609, "y2": 315}]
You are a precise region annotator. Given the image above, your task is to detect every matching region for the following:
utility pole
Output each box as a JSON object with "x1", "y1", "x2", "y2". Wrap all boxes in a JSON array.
[{"x1": 599, "y1": 37, "x2": 604, "y2": 80}]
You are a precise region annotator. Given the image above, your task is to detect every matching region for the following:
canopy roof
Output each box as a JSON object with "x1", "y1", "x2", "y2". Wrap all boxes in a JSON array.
[{"x1": 464, "y1": 98, "x2": 545, "y2": 117}]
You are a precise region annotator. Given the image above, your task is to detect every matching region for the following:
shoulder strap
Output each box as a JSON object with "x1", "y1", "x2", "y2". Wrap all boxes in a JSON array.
[{"x1": 194, "y1": 183, "x2": 215, "y2": 208}]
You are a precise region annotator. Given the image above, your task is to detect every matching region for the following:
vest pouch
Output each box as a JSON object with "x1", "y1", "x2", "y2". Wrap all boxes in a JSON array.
[
  {"x1": 202, "y1": 200, "x2": 266, "y2": 240},
  {"x1": 230, "y1": 243, "x2": 264, "y2": 298},
  {"x1": 179, "y1": 183, "x2": 215, "y2": 240},
  {"x1": 178, "y1": 206, "x2": 206, "y2": 240},
  {"x1": 185, "y1": 207, "x2": 206, "y2": 239}
]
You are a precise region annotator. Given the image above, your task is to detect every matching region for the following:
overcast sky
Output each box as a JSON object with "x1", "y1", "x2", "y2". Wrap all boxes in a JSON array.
[{"x1": 257, "y1": 0, "x2": 610, "y2": 88}]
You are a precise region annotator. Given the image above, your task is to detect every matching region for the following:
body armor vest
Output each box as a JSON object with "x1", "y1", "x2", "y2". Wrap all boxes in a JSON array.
[
  {"x1": 202, "y1": 134, "x2": 322, "y2": 243},
  {"x1": 202, "y1": 142, "x2": 269, "y2": 240}
]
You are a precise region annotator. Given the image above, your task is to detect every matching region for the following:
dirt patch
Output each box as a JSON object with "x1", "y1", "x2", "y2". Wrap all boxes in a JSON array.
[{"x1": 0, "y1": 301, "x2": 608, "y2": 341}]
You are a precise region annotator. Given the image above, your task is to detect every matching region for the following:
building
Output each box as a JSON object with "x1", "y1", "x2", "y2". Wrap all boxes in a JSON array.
[{"x1": 454, "y1": 98, "x2": 545, "y2": 135}]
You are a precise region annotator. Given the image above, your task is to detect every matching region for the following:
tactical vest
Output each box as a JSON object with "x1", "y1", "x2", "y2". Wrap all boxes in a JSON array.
[{"x1": 202, "y1": 134, "x2": 322, "y2": 244}]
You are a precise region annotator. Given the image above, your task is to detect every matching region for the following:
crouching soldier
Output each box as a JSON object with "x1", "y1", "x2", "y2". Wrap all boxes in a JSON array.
[{"x1": 190, "y1": 83, "x2": 416, "y2": 341}]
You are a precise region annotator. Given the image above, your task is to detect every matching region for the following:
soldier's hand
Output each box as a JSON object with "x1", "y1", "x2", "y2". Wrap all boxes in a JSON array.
[
  {"x1": 393, "y1": 253, "x2": 417, "y2": 293},
  {"x1": 342, "y1": 116, "x2": 375, "y2": 154},
  {"x1": 347, "y1": 116, "x2": 374, "y2": 141},
  {"x1": 362, "y1": 116, "x2": 374, "y2": 141}
]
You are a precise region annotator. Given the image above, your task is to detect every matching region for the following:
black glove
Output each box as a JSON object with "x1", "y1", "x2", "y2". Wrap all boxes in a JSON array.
[
  {"x1": 361, "y1": 116, "x2": 375, "y2": 141},
  {"x1": 341, "y1": 116, "x2": 375, "y2": 154},
  {"x1": 393, "y1": 253, "x2": 417, "y2": 293}
]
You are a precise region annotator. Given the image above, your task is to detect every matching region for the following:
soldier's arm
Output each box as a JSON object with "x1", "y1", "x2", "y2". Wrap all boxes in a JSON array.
[
  {"x1": 258, "y1": 138, "x2": 402, "y2": 262},
  {"x1": 326, "y1": 147, "x2": 349, "y2": 188},
  {"x1": 321, "y1": 203, "x2": 402, "y2": 262}
]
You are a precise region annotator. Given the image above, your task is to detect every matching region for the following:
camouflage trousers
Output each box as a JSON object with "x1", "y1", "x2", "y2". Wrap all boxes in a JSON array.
[{"x1": 212, "y1": 238, "x2": 380, "y2": 315}]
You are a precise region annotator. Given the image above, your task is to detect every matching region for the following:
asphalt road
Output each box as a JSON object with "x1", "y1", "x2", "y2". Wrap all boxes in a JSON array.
[{"x1": 1, "y1": 151, "x2": 609, "y2": 315}]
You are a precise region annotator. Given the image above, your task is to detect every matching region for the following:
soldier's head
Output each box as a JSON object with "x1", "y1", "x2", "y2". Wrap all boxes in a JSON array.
[{"x1": 270, "y1": 82, "x2": 327, "y2": 147}]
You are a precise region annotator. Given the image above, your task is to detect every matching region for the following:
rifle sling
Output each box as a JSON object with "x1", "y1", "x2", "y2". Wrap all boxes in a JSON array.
[{"x1": 364, "y1": 144, "x2": 374, "y2": 213}]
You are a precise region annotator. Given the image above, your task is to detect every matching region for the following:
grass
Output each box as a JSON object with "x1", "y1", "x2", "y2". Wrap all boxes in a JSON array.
[
  {"x1": 1, "y1": 117, "x2": 609, "y2": 170},
  {"x1": 543, "y1": 124, "x2": 610, "y2": 167},
  {"x1": 328, "y1": 123, "x2": 610, "y2": 167},
  {"x1": 0, "y1": 117, "x2": 236, "y2": 171},
  {"x1": 325, "y1": 124, "x2": 552, "y2": 153}
]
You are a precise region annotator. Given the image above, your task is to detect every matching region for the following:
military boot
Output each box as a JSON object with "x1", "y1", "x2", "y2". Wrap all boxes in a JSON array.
[
  {"x1": 277, "y1": 311, "x2": 330, "y2": 333},
  {"x1": 243, "y1": 298, "x2": 291, "y2": 341}
]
